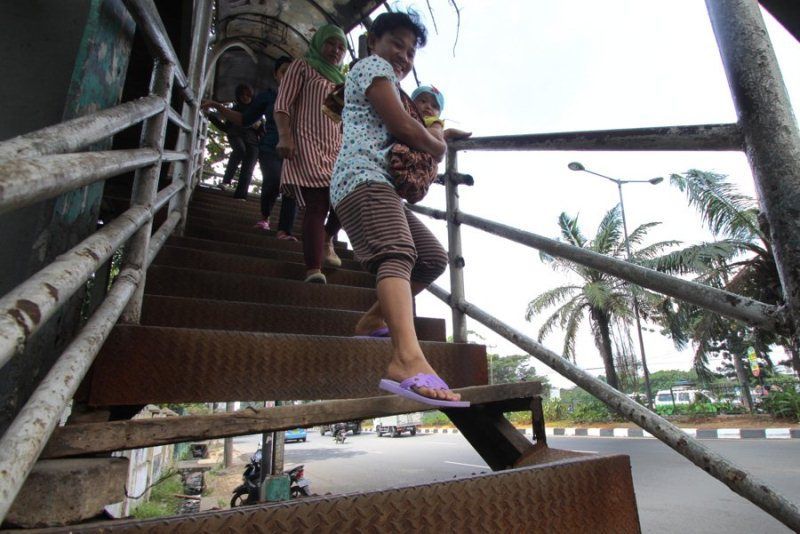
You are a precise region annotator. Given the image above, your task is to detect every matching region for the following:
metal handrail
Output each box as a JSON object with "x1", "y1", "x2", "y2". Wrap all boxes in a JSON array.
[
  {"x1": 0, "y1": 149, "x2": 162, "y2": 214},
  {"x1": 123, "y1": 0, "x2": 195, "y2": 105},
  {"x1": 426, "y1": 284, "x2": 800, "y2": 531},
  {"x1": 0, "y1": 1, "x2": 212, "y2": 521},
  {"x1": 407, "y1": 203, "x2": 784, "y2": 332},
  {"x1": 447, "y1": 122, "x2": 743, "y2": 152},
  {"x1": 0, "y1": 182, "x2": 184, "y2": 370},
  {"x1": 0, "y1": 96, "x2": 164, "y2": 159}
]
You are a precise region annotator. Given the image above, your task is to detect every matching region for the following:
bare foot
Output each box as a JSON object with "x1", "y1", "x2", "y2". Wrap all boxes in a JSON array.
[
  {"x1": 385, "y1": 351, "x2": 462, "y2": 402},
  {"x1": 354, "y1": 310, "x2": 387, "y2": 336}
]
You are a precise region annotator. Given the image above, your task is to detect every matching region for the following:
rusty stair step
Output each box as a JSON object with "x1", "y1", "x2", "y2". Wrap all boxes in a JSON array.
[
  {"x1": 46, "y1": 382, "x2": 538, "y2": 458},
  {"x1": 185, "y1": 214, "x2": 349, "y2": 249},
  {"x1": 145, "y1": 265, "x2": 376, "y2": 311},
  {"x1": 140, "y1": 294, "x2": 446, "y2": 341},
  {"x1": 166, "y1": 235, "x2": 363, "y2": 270},
  {"x1": 85, "y1": 325, "x2": 488, "y2": 405},
  {"x1": 35, "y1": 455, "x2": 639, "y2": 533},
  {"x1": 152, "y1": 245, "x2": 375, "y2": 288},
  {"x1": 185, "y1": 221, "x2": 355, "y2": 258},
  {"x1": 188, "y1": 204, "x2": 305, "y2": 235}
]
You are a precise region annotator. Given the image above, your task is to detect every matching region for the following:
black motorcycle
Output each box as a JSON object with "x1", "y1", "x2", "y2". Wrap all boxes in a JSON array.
[
  {"x1": 230, "y1": 449, "x2": 311, "y2": 507},
  {"x1": 332, "y1": 423, "x2": 348, "y2": 444}
]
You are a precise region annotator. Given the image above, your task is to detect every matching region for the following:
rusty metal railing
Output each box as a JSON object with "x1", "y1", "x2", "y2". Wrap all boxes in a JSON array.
[
  {"x1": 409, "y1": 1, "x2": 800, "y2": 529},
  {"x1": 0, "y1": 0, "x2": 213, "y2": 522}
]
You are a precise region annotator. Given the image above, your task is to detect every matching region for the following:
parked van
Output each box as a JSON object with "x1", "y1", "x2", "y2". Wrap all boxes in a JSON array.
[{"x1": 654, "y1": 389, "x2": 717, "y2": 407}]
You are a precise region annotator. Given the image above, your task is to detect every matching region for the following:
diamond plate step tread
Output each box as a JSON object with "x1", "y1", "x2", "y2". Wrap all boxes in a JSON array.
[
  {"x1": 45, "y1": 383, "x2": 541, "y2": 458},
  {"x1": 86, "y1": 325, "x2": 488, "y2": 405},
  {"x1": 186, "y1": 214, "x2": 350, "y2": 251},
  {"x1": 166, "y1": 236, "x2": 363, "y2": 270},
  {"x1": 36, "y1": 455, "x2": 640, "y2": 533},
  {"x1": 141, "y1": 295, "x2": 446, "y2": 341},
  {"x1": 188, "y1": 205, "x2": 305, "y2": 239},
  {"x1": 145, "y1": 265, "x2": 376, "y2": 311},
  {"x1": 185, "y1": 223, "x2": 355, "y2": 259},
  {"x1": 188, "y1": 204, "x2": 305, "y2": 234},
  {"x1": 152, "y1": 246, "x2": 375, "y2": 288}
]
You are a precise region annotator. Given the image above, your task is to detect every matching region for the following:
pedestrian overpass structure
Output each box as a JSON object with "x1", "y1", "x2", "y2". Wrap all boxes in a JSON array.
[{"x1": 0, "y1": 1, "x2": 799, "y2": 531}]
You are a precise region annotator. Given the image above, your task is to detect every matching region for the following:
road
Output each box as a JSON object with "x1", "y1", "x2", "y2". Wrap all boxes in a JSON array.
[{"x1": 233, "y1": 431, "x2": 800, "y2": 533}]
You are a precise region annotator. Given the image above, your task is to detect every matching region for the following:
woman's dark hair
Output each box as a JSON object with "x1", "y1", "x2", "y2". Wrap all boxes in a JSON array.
[
  {"x1": 371, "y1": 11, "x2": 427, "y2": 48},
  {"x1": 274, "y1": 56, "x2": 293, "y2": 73},
  {"x1": 234, "y1": 83, "x2": 252, "y2": 101}
]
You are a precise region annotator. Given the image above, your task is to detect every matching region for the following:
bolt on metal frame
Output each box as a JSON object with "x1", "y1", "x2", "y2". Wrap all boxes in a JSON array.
[
  {"x1": 0, "y1": 0, "x2": 214, "y2": 522},
  {"x1": 407, "y1": 0, "x2": 800, "y2": 528}
]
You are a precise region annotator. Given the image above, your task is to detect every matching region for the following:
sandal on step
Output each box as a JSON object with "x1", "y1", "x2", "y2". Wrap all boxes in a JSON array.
[{"x1": 379, "y1": 373, "x2": 470, "y2": 408}]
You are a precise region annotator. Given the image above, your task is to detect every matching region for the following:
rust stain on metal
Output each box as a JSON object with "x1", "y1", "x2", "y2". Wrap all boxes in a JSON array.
[
  {"x1": 77, "y1": 248, "x2": 101, "y2": 262},
  {"x1": 44, "y1": 283, "x2": 60, "y2": 301},
  {"x1": 15, "y1": 300, "x2": 42, "y2": 325}
]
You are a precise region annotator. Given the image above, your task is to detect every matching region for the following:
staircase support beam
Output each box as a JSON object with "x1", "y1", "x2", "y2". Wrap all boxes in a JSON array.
[{"x1": 41, "y1": 383, "x2": 541, "y2": 458}]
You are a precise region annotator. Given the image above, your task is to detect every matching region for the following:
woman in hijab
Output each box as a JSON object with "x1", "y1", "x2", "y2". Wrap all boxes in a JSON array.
[{"x1": 275, "y1": 24, "x2": 347, "y2": 283}]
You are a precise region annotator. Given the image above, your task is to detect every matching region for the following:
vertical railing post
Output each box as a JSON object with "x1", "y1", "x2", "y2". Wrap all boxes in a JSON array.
[
  {"x1": 120, "y1": 61, "x2": 174, "y2": 323},
  {"x1": 445, "y1": 148, "x2": 468, "y2": 343},
  {"x1": 706, "y1": 0, "x2": 800, "y2": 340},
  {"x1": 170, "y1": 0, "x2": 212, "y2": 234}
]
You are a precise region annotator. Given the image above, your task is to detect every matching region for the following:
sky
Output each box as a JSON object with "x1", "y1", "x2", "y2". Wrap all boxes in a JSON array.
[{"x1": 345, "y1": 1, "x2": 800, "y2": 389}]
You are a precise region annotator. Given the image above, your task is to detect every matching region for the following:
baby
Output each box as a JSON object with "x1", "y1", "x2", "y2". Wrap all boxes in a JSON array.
[{"x1": 410, "y1": 85, "x2": 471, "y2": 142}]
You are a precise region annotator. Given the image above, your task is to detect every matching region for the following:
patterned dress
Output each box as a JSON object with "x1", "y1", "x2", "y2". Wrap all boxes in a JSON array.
[
  {"x1": 274, "y1": 59, "x2": 342, "y2": 207},
  {"x1": 330, "y1": 55, "x2": 397, "y2": 208}
]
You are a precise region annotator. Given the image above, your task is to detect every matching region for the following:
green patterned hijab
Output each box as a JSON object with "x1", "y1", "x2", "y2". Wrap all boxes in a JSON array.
[{"x1": 305, "y1": 24, "x2": 347, "y2": 84}]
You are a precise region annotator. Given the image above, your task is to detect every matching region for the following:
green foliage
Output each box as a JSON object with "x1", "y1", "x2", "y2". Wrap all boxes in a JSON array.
[
  {"x1": 655, "y1": 402, "x2": 718, "y2": 417},
  {"x1": 507, "y1": 411, "x2": 532, "y2": 425},
  {"x1": 657, "y1": 170, "x2": 790, "y2": 379},
  {"x1": 421, "y1": 411, "x2": 451, "y2": 426},
  {"x1": 568, "y1": 398, "x2": 616, "y2": 423},
  {"x1": 553, "y1": 387, "x2": 624, "y2": 423},
  {"x1": 762, "y1": 389, "x2": 800, "y2": 420},
  {"x1": 488, "y1": 354, "x2": 549, "y2": 388},
  {"x1": 542, "y1": 398, "x2": 568, "y2": 421},
  {"x1": 528, "y1": 206, "x2": 672, "y2": 390},
  {"x1": 132, "y1": 473, "x2": 183, "y2": 519}
]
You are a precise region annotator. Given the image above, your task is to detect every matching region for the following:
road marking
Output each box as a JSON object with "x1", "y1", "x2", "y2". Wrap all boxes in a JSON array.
[
  {"x1": 361, "y1": 450, "x2": 384, "y2": 454},
  {"x1": 444, "y1": 461, "x2": 489, "y2": 469},
  {"x1": 570, "y1": 449, "x2": 598, "y2": 454}
]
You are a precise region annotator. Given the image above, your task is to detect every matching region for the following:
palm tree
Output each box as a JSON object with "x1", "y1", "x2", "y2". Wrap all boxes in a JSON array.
[
  {"x1": 526, "y1": 206, "x2": 676, "y2": 390},
  {"x1": 650, "y1": 170, "x2": 794, "y2": 378}
]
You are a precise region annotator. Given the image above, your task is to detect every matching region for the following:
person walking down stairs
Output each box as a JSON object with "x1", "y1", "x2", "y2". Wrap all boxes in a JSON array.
[
  {"x1": 275, "y1": 24, "x2": 347, "y2": 284},
  {"x1": 204, "y1": 57, "x2": 299, "y2": 241},
  {"x1": 331, "y1": 12, "x2": 467, "y2": 406},
  {"x1": 203, "y1": 84, "x2": 260, "y2": 197}
]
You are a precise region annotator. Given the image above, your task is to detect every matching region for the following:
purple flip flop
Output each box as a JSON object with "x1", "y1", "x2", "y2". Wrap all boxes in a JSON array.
[
  {"x1": 379, "y1": 373, "x2": 470, "y2": 408},
  {"x1": 353, "y1": 326, "x2": 390, "y2": 339}
]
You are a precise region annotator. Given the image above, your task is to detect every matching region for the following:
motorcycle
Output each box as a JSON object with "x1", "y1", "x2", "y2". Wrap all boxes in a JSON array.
[
  {"x1": 333, "y1": 425, "x2": 347, "y2": 444},
  {"x1": 230, "y1": 449, "x2": 311, "y2": 507}
]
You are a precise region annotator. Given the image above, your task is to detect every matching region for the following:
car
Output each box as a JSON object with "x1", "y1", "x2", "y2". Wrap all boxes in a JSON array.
[
  {"x1": 284, "y1": 428, "x2": 307, "y2": 443},
  {"x1": 319, "y1": 420, "x2": 362, "y2": 435}
]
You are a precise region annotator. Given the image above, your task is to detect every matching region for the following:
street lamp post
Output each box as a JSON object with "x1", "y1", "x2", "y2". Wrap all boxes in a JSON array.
[{"x1": 568, "y1": 162, "x2": 662, "y2": 409}]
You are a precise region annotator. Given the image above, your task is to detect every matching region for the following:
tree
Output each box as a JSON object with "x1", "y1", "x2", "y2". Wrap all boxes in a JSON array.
[
  {"x1": 526, "y1": 207, "x2": 676, "y2": 391},
  {"x1": 488, "y1": 354, "x2": 550, "y2": 389},
  {"x1": 651, "y1": 170, "x2": 796, "y2": 378}
]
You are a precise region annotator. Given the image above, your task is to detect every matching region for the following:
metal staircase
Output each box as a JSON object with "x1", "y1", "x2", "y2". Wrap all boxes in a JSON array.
[
  {"x1": 3, "y1": 0, "x2": 800, "y2": 531},
  {"x1": 22, "y1": 186, "x2": 640, "y2": 532}
]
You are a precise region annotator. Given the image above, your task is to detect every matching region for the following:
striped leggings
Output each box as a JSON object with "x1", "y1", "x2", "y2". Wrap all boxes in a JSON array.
[{"x1": 335, "y1": 182, "x2": 447, "y2": 285}]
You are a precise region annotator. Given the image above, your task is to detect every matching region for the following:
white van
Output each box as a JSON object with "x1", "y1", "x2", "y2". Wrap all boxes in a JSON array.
[{"x1": 654, "y1": 389, "x2": 717, "y2": 407}]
